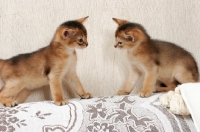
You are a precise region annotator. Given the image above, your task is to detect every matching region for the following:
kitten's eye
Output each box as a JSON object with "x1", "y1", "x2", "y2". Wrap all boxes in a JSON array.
[
  {"x1": 118, "y1": 41, "x2": 122, "y2": 45},
  {"x1": 78, "y1": 38, "x2": 83, "y2": 43}
]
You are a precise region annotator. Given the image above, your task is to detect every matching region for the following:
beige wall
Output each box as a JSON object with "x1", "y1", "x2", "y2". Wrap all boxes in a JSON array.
[{"x1": 0, "y1": 0, "x2": 200, "y2": 102}]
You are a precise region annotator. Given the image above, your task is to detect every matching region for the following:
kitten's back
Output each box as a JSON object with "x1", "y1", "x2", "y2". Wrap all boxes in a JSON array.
[
  {"x1": 153, "y1": 40, "x2": 199, "y2": 81},
  {"x1": 153, "y1": 40, "x2": 193, "y2": 60}
]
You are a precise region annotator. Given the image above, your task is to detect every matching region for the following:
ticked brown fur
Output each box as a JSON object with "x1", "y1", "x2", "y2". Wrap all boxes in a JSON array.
[
  {"x1": 0, "y1": 16, "x2": 91, "y2": 107},
  {"x1": 113, "y1": 18, "x2": 199, "y2": 97}
]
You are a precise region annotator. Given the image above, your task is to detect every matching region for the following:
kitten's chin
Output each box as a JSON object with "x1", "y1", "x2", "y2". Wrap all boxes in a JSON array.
[
  {"x1": 76, "y1": 45, "x2": 87, "y2": 49},
  {"x1": 116, "y1": 47, "x2": 126, "y2": 50}
]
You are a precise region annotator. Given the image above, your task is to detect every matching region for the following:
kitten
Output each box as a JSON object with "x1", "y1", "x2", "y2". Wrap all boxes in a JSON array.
[
  {"x1": 0, "y1": 16, "x2": 91, "y2": 107},
  {"x1": 112, "y1": 18, "x2": 199, "y2": 97}
]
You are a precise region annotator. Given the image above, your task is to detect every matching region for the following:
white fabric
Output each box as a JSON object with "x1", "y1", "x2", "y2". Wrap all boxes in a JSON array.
[
  {"x1": 0, "y1": 94, "x2": 197, "y2": 132},
  {"x1": 0, "y1": 101, "x2": 83, "y2": 132},
  {"x1": 180, "y1": 83, "x2": 200, "y2": 132}
]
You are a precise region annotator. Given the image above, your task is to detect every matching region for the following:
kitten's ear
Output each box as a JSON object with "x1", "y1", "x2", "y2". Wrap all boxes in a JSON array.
[
  {"x1": 124, "y1": 32, "x2": 135, "y2": 42},
  {"x1": 61, "y1": 29, "x2": 76, "y2": 39},
  {"x1": 112, "y1": 18, "x2": 129, "y2": 26},
  {"x1": 75, "y1": 16, "x2": 89, "y2": 23}
]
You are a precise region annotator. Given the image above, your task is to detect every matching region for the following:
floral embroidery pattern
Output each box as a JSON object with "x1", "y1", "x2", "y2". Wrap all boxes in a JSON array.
[
  {"x1": 85, "y1": 96, "x2": 161, "y2": 131},
  {"x1": 0, "y1": 125, "x2": 15, "y2": 132},
  {"x1": 34, "y1": 111, "x2": 52, "y2": 119},
  {"x1": 0, "y1": 106, "x2": 29, "y2": 132},
  {"x1": 87, "y1": 122, "x2": 118, "y2": 132},
  {"x1": 95, "y1": 96, "x2": 115, "y2": 102},
  {"x1": 87, "y1": 103, "x2": 107, "y2": 119},
  {"x1": 0, "y1": 95, "x2": 195, "y2": 132},
  {"x1": 106, "y1": 108, "x2": 128, "y2": 123}
]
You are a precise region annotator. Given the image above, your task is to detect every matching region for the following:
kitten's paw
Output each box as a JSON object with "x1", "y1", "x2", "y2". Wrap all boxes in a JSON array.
[
  {"x1": 118, "y1": 90, "x2": 130, "y2": 95},
  {"x1": 54, "y1": 99, "x2": 68, "y2": 106},
  {"x1": 0, "y1": 97, "x2": 18, "y2": 107},
  {"x1": 80, "y1": 93, "x2": 92, "y2": 99},
  {"x1": 139, "y1": 90, "x2": 151, "y2": 97}
]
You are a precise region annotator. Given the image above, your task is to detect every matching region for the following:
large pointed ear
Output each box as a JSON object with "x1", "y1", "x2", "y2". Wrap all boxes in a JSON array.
[
  {"x1": 112, "y1": 18, "x2": 129, "y2": 26},
  {"x1": 61, "y1": 29, "x2": 76, "y2": 39},
  {"x1": 75, "y1": 16, "x2": 89, "y2": 23},
  {"x1": 124, "y1": 32, "x2": 136, "y2": 42}
]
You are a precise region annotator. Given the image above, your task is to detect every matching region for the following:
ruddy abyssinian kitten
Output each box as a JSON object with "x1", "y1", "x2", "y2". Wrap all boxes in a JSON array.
[
  {"x1": 113, "y1": 18, "x2": 199, "y2": 97},
  {"x1": 0, "y1": 16, "x2": 91, "y2": 107}
]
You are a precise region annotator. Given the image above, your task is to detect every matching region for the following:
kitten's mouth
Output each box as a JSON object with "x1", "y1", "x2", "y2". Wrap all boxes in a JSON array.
[
  {"x1": 79, "y1": 43, "x2": 88, "y2": 47},
  {"x1": 114, "y1": 44, "x2": 123, "y2": 49}
]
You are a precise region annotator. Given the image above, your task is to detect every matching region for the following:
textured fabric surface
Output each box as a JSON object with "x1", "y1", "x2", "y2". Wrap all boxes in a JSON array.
[
  {"x1": 0, "y1": 1, "x2": 200, "y2": 102},
  {"x1": 0, "y1": 94, "x2": 197, "y2": 132}
]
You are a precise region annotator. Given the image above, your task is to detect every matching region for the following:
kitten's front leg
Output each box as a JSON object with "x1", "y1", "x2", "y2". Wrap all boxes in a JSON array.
[
  {"x1": 0, "y1": 80, "x2": 24, "y2": 107},
  {"x1": 15, "y1": 88, "x2": 31, "y2": 103},
  {"x1": 65, "y1": 69, "x2": 91, "y2": 99},
  {"x1": 49, "y1": 75, "x2": 67, "y2": 106},
  {"x1": 118, "y1": 66, "x2": 141, "y2": 95},
  {"x1": 139, "y1": 70, "x2": 157, "y2": 97}
]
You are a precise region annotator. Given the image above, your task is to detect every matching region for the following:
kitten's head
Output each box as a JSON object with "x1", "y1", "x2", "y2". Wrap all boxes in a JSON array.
[
  {"x1": 112, "y1": 18, "x2": 150, "y2": 49},
  {"x1": 55, "y1": 16, "x2": 89, "y2": 49}
]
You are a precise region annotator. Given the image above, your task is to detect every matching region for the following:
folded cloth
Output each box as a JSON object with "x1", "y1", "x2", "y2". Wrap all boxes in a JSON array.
[{"x1": 180, "y1": 83, "x2": 200, "y2": 132}]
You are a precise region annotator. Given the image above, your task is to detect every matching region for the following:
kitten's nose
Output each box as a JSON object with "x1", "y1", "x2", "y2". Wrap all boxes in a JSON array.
[
  {"x1": 86, "y1": 43, "x2": 88, "y2": 47},
  {"x1": 114, "y1": 45, "x2": 117, "y2": 48}
]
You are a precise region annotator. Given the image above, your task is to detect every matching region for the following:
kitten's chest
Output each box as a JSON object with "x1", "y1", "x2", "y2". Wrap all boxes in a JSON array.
[
  {"x1": 63, "y1": 53, "x2": 76, "y2": 70},
  {"x1": 127, "y1": 52, "x2": 145, "y2": 71}
]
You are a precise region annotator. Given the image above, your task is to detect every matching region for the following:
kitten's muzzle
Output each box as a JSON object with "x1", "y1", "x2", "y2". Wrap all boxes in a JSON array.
[
  {"x1": 114, "y1": 44, "x2": 121, "y2": 48},
  {"x1": 79, "y1": 43, "x2": 88, "y2": 47},
  {"x1": 114, "y1": 44, "x2": 123, "y2": 49},
  {"x1": 85, "y1": 43, "x2": 88, "y2": 47}
]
